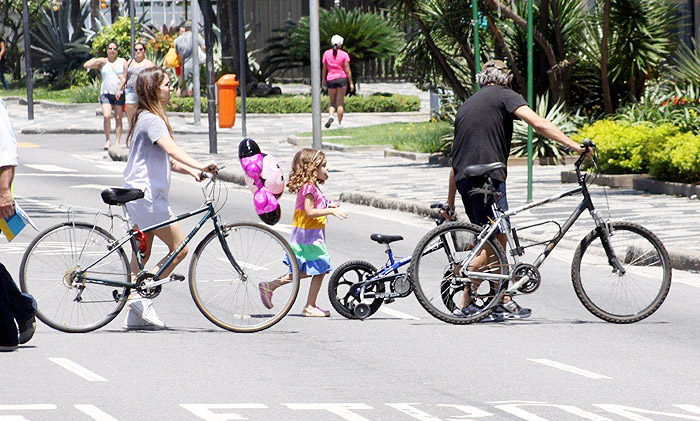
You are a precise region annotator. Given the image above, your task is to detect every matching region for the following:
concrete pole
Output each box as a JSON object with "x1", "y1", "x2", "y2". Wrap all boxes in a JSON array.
[
  {"x1": 129, "y1": 0, "x2": 135, "y2": 57},
  {"x1": 238, "y1": 0, "x2": 247, "y2": 137},
  {"x1": 527, "y1": 0, "x2": 534, "y2": 202},
  {"x1": 192, "y1": 0, "x2": 201, "y2": 125},
  {"x1": 22, "y1": 0, "x2": 33, "y2": 120},
  {"x1": 203, "y1": 0, "x2": 217, "y2": 153},
  {"x1": 309, "y1": 0, "x2": 322, "y2": 150}
]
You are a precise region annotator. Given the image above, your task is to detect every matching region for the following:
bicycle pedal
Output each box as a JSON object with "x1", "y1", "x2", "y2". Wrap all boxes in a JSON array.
[
  {"x1": 170, "y1": 274, "x2": 185, "y2": 282},
  {"x1": 112, "y1": 290, "x2": 123, "y2": 302},
  {"x1": 383, "y1": 298, "x2": 395, "y2": 304}
]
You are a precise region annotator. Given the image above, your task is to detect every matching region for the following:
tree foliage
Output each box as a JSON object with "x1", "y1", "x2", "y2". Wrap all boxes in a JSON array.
[{"x1": 261, "y1": 7, "x2": 401, "y2": 78}]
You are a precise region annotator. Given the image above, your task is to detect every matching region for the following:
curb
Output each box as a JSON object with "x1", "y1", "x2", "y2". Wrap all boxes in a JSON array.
[
  {"x1": 561, "y1": 171, "x2": 651, "y2": 188},
  {"x1": 384, "y1": 149, "x2": 449, "y2": 165},
  {"x1": 22, "y1": 125, "x2": 212, "y2": 135},
  {"x1": 633, "y1": 178, "x2": 700, "y2": 199},
  {"x1": 286, "y1": 135, "x2": 386, "y2": 152}
]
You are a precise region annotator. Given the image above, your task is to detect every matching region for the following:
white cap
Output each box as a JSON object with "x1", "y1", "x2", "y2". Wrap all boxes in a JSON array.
[{"x1": 331, "y1": 34, "x2": 344, "y2": 47}]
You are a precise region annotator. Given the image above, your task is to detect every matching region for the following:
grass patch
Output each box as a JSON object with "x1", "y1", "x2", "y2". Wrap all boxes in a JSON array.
[
  {"x1": 298, "y1": 120, "x2": 452, "y2": 153},
  {"x1": 1, "y1": 86, "x2": 98, "y2": 103}
]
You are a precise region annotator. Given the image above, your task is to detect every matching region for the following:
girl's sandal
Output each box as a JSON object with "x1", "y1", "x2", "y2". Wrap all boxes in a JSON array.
[{"x1": 301, "y1": 306, "x2": 330, "y2": 317}]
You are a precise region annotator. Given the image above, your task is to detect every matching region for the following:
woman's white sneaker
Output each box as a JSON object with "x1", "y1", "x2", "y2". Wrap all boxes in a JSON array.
[{"x1": 123, "y1": 298, "x2": 166, "y2": 330}]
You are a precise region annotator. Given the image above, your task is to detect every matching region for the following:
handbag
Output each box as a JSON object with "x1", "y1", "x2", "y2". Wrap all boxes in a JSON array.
[{"x1": 163, "y1": 47, "x2": 180, "y2": 68}]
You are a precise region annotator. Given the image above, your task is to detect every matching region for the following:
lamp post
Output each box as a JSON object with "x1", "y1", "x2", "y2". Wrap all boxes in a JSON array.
[
  {"x1": 527, "y1": 0, "x2": 534, "y2": 202},
  {"x1": 22, "y1": 0, "x2": 33, "y2": 120},
  {"x1": 309, "y1": 0, "x2": 322, "y2": 150}
]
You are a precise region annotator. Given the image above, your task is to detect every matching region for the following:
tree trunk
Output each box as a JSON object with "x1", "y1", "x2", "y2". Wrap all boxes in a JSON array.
[
  {"x1": 217, "y1": 0, "x2": 236, "y2": 71},
  {"x1": 411, "y1": 11, "x2": 468, "y2": 100},
  {"x1": 70, "y1": 0, "x2": 84, "y2": 42},
  {"x1": 482, "y1": 0, "x2": 561, "y2": 101},
  {"x1": 110, "y1": 0, "x2": 119, "y2": 23},
  {"x1": 601, "y1": 0, "x2": 613, "y2": 113},
  {"x1": 232, "y1": 0, "x2": 258, "y2": 90},
  {"x1": 486, "y1": 14, "x2": 525, "y2": 95},
  {"x1": 90, "y1": 0, "x2": 99, "y2": 30},
  {"x1": 550, "y1": 0, "x2": 571, "y2": 106}
]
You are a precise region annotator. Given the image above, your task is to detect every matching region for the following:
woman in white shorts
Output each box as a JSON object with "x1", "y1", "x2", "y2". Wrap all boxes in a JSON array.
[
  {"x1": 121, "y1": 66, "x2": 217, "y2": 330},
  {"x1": 116, "y1": 41, "x2": 154, "y2": 139}
]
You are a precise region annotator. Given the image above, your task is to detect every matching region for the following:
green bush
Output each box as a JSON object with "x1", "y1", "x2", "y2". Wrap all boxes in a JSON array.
[
  {"x1": 649, "y1": 132, "x2": 700, "y2": 183},
  {"x1": 165, "y1": 94, "x2": 420, "y2": 114},
  {"x1": 72, "y1": 86, "x2": 100, "y2": 103},
  {"x1": 573, "y1": 120, "x2": 679, "y2": 174},
  {"x1": 91, "y1": 16, "x2": 143, "y2": 57},
  {"x1": 390, "y1": 121, "x2": 453, "y2": 153}
]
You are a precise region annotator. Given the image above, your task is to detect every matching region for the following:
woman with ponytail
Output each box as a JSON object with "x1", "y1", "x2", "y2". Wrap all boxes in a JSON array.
[
  {"x1": 322, "y1": 34, "x2": 354, "y2": 128},
  {"x1": 121, "y1": 67, "x2": 218, "y2": 330}
]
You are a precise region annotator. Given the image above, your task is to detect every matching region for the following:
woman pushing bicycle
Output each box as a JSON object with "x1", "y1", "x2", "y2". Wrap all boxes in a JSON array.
[
  {"x1": 446, "y1": 59, "x2": 587, "y2": 321},
  {"x1": 122, "y1": 67, "x2": 217, "y2": 330}
]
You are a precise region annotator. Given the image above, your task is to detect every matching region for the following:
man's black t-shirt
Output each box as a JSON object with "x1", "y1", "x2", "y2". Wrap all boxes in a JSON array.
[{"x1": 450, "y1": 85, "x2": 527, "y2": 182}]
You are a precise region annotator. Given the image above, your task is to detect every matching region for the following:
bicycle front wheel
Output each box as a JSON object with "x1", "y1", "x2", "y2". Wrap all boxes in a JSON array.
[
  {"x1": 189, "y1": 222, "x2": 300, "y2": 333},
  {"x1": 572, "y1": 222, "x2": 671, "y2": 323},
  {"x1": 410, "y1": 222, "x2": 509, "y2": 324},
  {"x1": 20, "y1": 222, "x2": 131, "y2": 333}
]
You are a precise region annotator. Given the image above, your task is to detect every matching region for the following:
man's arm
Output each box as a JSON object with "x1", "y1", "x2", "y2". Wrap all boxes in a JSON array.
[
  {"x1": 0, "y1": 40, "x2": 6, "y2": 61},
  {"x1": 514, "y1": 105, "x2": 586, "y2": 154},
  {"x1": 0, "y1": 165, "x2": 15, "y2": 219}
]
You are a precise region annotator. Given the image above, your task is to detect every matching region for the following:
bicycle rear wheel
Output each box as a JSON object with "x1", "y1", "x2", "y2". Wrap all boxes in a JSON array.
[
  {"x1": 410, "y1": 222, "x2": 508, "y2": 324},
  {"x1": 328, "y1": 260, "x2": 384, "y2": 319},
  {"x1": 20, "y1": 222, "x2": 131, "y2": 333},
  {"x1": 189, "y1": 222, "x2": 300, "y2": 333},
  {"x1": 572, "y1": 222, "x2": 671, "y2": 323}
]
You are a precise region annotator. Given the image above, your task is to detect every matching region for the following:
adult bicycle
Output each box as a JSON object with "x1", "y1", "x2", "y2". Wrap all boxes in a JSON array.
[
  {"x1": 20, "y1": 172, "x2": 300, "y2": 333},
  {"x1": 409, "y1": 140, "x2": 671, "y2": 324}
]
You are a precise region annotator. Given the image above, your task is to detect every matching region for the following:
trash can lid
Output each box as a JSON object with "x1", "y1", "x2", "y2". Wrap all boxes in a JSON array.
[{"x1": 217, "y1": 74, "x2": 239, "y2": 87}]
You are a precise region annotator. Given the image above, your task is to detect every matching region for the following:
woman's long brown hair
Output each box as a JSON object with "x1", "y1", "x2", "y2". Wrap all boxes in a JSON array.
[{"x1": 126, "y1": 67, "x2": 173, "y2": 145}]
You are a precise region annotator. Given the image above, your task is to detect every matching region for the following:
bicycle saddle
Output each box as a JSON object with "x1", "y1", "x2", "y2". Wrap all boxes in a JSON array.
[
  {"x1": 101, "y1": 188, "x2": 145, "y2": 205},
  {"x1": 462, "y1": 162, "x2": 505, "y2": 177},
  {"x1": 370, "y1": 234, "x2": 403, "y2": 244}
]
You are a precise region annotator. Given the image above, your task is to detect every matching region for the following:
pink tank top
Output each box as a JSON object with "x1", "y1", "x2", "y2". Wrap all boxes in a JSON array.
[{"x1": 322, "y1": 49, "x2": 350, "y2": 81}]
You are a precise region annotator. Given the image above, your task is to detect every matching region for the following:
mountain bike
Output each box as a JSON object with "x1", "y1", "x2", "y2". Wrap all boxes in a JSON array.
[
  {"x1": 328, "y1": 204, "x2": 453, "y2": 320},
  {"x1": 19, "y1": 172, "x2": 300, "y2": 333},
  {"x1": 409, "y1": 140, "x2": 672, "y2": 324}
]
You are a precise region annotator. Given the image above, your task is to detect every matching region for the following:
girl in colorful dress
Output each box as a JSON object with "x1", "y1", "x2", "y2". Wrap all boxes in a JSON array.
[{"x1": 258, "y1": 149, "x2": 347, "y2": 317}]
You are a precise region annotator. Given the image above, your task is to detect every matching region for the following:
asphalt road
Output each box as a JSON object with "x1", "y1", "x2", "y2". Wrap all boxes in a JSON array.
[{"x1": 2, "y1": 134, "x2": 700, "y2": 421}]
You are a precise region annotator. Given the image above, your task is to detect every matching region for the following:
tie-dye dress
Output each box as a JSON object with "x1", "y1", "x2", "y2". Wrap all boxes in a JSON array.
[{"x1": 288, "y1": 183, "x2": 332, "y2": 275}]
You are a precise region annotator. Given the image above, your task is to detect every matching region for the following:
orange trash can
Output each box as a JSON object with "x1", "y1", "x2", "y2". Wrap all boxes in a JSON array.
[{"x1": 216, "y1": 74, "x2": 239, "y2": 128}]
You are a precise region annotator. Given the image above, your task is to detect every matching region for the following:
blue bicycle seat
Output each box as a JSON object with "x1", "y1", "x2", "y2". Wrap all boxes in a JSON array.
[{"x1": 370, "y1": 234, "x2": 403, "y2": 244}]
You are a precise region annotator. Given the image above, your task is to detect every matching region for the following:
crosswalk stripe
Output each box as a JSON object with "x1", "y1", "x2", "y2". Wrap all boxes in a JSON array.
[
  {"x1": 528, "y1": 359, "x2": 611, "y2": 379},
  {"x1": 74, "y1": 405, "x2": 119, "y2": 421},
  {"x1": 377, "y1": 307, "x2": 420, "y2": 320},
  {"x1": 48, "y1": 358, "x2": 108, "y2": 382},
  {"x1": 26, "y1": 164, "x2": 77, "y2": 172}
]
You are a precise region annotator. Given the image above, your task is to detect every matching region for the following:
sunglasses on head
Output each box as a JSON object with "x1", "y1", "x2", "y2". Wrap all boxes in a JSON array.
[{"x1": 107, "y1": 47, "x2": 117, "y2": 51}]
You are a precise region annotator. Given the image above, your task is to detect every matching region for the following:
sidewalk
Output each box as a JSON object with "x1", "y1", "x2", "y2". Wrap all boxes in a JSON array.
[{"x1": 5, "y1": 90, "x2": 700, "y2": 271}]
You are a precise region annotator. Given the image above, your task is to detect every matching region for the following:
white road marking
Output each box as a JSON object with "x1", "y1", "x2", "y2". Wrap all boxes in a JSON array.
[
  {"x1": 284, "y1": 403, "x2": 373, "y2": 421},
  {"x1": 216, "y1": 258, "x2": 269, "y2": 272},
  {"x1": 74, "y1": 405, "x2": 119, "y2": 421},
  {"x1": 272, "y1": 223, "x2": 293, "y2": 234},
  {"x1": 528, "y1": 359, "x2": 611, "y2": 379},
  {"x1": 180, "y1": 404, "x2": 268, "y2": 420},
  {"x1": 95, "y1": 164, "x2": 125, "y2": 173},
  {"x1": 19, "y1": 173, "x2": 122, "y2": 178},
  {"x1": 70, "y1": 184, "x2": 113, "y2": 190},
  {"x1": 0, "y1": 404, "x2": 57, "y2": 410},
  {"x1": 377, "y1": 306, "x2": 420, "y2": 320},
  {"x1": 47, "y1": 358, "x2": 108, "y2": 382},
  {"x1": 386, "y1": 403, "x2": 440, "y2": 420},
  {"x1": 25, "y1": 164, "x2": 77, "y2": 172}
]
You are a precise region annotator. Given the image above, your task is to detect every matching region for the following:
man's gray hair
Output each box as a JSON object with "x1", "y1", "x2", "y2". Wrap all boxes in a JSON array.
[{"x1": 476, "y1": 67, "x2": 513, "y2": 88}]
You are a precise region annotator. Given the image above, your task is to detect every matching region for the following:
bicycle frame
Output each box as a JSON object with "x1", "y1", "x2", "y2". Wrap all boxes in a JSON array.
[
  {"x1": 458, "y1": 154, "x2": 625, "y2": 294},
  {"x1": 75, "y1": 176, "x2": 244, "y2": 289}
]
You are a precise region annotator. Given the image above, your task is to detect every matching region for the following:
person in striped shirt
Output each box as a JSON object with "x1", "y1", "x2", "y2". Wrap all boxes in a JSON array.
[{"x1": 258, "y1": 149, "x2": 347, "y2": 317}]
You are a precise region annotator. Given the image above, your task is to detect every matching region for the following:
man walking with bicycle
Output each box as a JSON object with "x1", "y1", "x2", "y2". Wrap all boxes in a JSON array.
[{"x1": 446, "y1": 59, "x2": 586, "y2": 320}]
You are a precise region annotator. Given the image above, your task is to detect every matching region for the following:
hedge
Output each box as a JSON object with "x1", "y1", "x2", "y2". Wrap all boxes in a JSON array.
[
  {"x1": 649, "y1": 132, "x2": 700, "y2": 183},
  {"x1": 165, "y1": 94, "x2": 420, "y2": 113},
  {"x1": 573, "y1": 120, "x2": 679, "y2": 174}
]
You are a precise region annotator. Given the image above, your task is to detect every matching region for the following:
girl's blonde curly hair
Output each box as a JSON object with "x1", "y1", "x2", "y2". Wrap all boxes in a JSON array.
[{"x1": 287, "y1": 148, "x2": 326, "y2": 193}]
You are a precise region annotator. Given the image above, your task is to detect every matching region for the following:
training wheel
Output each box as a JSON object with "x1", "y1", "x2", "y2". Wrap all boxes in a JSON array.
[{"x1": 353, "y1": 303, "x2": 371, "y2": 319}]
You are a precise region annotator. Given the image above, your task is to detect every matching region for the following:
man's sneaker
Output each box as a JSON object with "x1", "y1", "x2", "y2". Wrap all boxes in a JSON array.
[
  {"x1": 0, "y1": 344, "x2": 18, "y2": 352},
  {"x1": 123, "y1": 298, "x2": 166, "y2": 330},
  {"x1": 492, "y1": 300, "x2": 532, "y2": 319},
  {"x1": 453, "y1": 304, "x2": 481, "y2": 317},
  {"x1": 324, "y1": 117, "x2": 334, "y2": 128},
  {"x1": 18, "y1": 294, "x2": 37, "y2": 344}
]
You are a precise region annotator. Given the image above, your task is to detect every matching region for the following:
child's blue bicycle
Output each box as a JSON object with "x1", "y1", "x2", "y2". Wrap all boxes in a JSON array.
[{"x1": 328, "y1": 203, "x2": 453, "y2": 319}]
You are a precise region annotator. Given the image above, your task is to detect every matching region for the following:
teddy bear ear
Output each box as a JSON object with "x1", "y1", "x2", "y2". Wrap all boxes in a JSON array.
[{"x1": 238, "y1": 138, "x2": 261, "y2": 159}]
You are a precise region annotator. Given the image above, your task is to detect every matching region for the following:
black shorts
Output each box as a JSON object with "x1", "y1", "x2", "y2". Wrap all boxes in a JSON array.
[
  {"x1": 456, "y1": 176, "x2": 508, "y2": 227},
  {"x1": 99, "y1": 93, "x2": 125, "y2": 106},
  {"x1": 327, "y1": 77, "x2": 348, "y2": 89}
]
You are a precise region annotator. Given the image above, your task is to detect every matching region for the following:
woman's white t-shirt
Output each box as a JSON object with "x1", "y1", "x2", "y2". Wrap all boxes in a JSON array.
[{"x1": 123, "y1": 111, "x2": 174, "y2": 228}]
